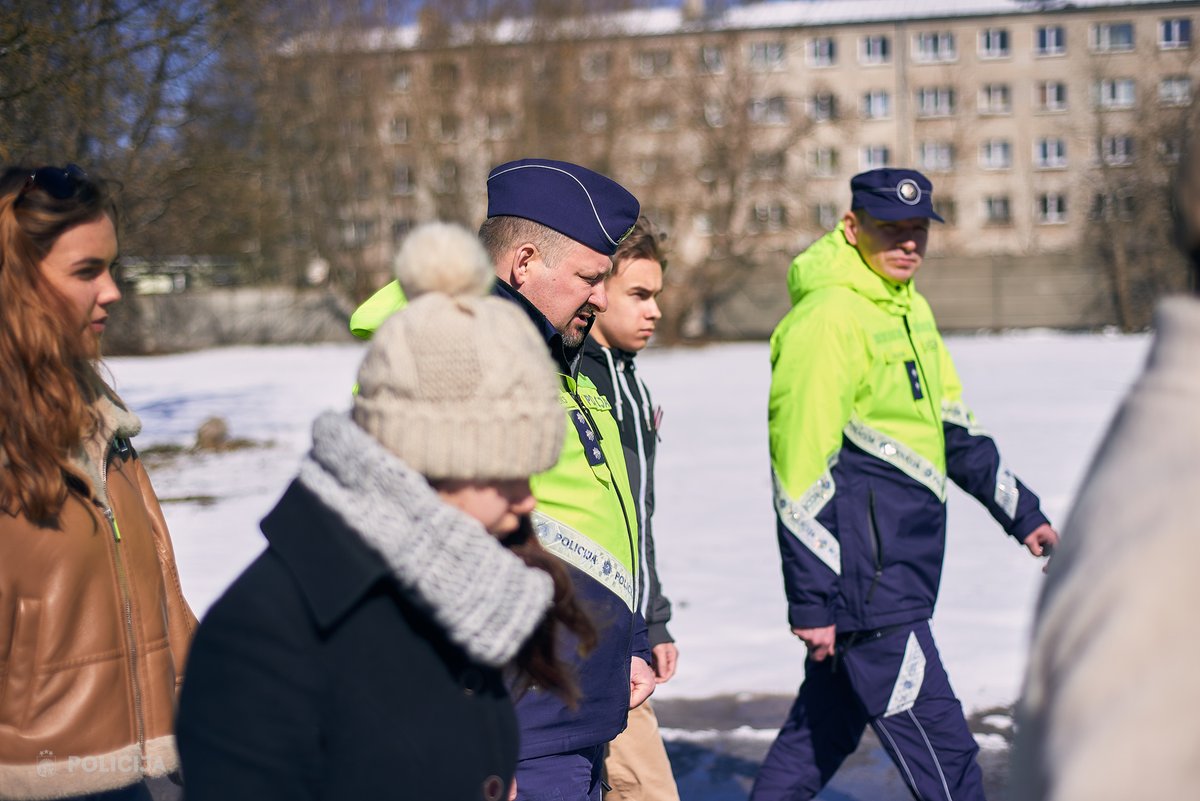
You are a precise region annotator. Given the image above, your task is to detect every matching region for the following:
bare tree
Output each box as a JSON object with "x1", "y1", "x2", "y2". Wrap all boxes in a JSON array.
[
  {"x1": 636, "y1": 32, "x2": 828, "y2": 341},
  {"x1": 1083, "y1": 55, "x2": 1195, "y2": 330}
]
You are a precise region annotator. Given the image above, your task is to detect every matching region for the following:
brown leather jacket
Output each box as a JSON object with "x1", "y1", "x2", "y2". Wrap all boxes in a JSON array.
[{"x1": 0, "y1": 393, "x2": 196, "y2": 799}]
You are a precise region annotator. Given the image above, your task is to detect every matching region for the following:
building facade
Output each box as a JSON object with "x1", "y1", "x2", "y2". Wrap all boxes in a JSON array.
[{"x1": 271, "y1": 0, "x2": 1200, "y2": 336}]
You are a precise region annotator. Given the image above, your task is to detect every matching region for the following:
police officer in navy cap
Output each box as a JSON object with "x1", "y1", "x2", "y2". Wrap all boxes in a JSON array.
[
  {"x1": 754, "y1": 167, "x2": 1059, "y2": 801},
  {"x1": 480, "y1": 158, "x2": 656, "y2": 801}
]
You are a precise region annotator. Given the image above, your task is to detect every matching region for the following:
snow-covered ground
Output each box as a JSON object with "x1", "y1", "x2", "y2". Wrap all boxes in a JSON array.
[{"x1": 107, "y1": 331, "x2": 1152, "y2": 719}]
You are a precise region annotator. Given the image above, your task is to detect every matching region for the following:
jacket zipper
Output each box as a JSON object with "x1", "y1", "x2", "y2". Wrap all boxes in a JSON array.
[
  {"x1": 571, "y1": 387, "x2": 641, "y2": 643},
  {"x1": 864, "y1": 489, "x2": 884, "y2": 605},
  {"x1": 902, "y1": 316, "x2": 944, "y2": 452},
  {"x1": 101, "y1": 441, "x2": 146, "y2": 762}
]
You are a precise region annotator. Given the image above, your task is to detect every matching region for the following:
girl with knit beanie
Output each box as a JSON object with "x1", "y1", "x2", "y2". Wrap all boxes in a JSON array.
[{"x1": 176, "y1": 223, "x2": 594, "y2": 801}]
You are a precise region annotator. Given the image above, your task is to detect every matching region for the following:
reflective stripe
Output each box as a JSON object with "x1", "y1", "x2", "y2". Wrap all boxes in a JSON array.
[
  {"x1": 772, "y1": 469, "x2": 841, "y2": 575},
  {"x1": 844, "y1": 416, "x2": 947, "y2": 501},
  {"x1": 532, "y1": 511, "x2": 636, "y2": 611},
  {"x1": 994, "y1": 459, "x2": 1019, "y2": 521},
  {"x1": 940, "y1": 400, "x2": 988, "y2": 436},
  {"x1": 884, "y1": 631, "x2": 927, "y2": 717}
]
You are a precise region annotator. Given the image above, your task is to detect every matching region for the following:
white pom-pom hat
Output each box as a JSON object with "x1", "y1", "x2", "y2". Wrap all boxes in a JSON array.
[
  {"x1": 353, "y1": 222, "x2": 564, "y2": 480},
  {"x1": 393, "y1": 221, "x2": 495, "y2": 301}
]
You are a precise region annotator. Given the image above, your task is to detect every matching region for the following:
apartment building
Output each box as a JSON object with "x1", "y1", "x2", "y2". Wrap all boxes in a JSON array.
[{"x1": 272, "y1": 0, "x2": 1200, "y2": 334}]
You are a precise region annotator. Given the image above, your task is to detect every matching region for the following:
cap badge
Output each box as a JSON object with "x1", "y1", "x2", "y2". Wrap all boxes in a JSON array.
[{"x1": 897, "y1": 179, "x2": 922, "y2": 205}]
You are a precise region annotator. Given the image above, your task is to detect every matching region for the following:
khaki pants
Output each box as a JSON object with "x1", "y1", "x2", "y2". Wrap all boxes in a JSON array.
[{"x1": 604, "y1": 701, "x2": 681, "y2": 801}]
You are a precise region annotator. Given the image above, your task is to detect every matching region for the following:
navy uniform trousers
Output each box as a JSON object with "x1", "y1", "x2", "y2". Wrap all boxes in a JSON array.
[{"x1": 750, "y1": 621, "x2": 985, "y2": 801}]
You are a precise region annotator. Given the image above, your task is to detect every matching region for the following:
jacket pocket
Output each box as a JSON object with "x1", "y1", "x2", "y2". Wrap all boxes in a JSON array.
[
  {"x1": 0, "y1": 597, "x2": 42, "y2": 728},
  {"x1": 864, "y1": 491, "x2": 884, "y2": 606}
]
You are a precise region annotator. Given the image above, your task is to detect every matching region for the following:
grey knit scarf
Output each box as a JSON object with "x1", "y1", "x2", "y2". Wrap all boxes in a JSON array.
[{"x1": 297, "y1": 412, "x2": 553, "y2": 667}]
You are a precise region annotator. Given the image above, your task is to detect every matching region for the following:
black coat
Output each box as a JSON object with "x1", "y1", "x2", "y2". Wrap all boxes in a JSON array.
[
  {"x1": 580, "y1": 339, "x2": 673, "y2": 646},
  {"x1": 176, "y1": 481, "x2": 517, "y2": 801}
]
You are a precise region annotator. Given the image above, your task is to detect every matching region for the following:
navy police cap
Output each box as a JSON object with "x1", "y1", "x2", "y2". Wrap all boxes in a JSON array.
[
  {"x1": 486, "y1": 158, "x2": 640, "y2": 256},
  {"x1": 850, "y1": 168, "x2": 944, "y2": 223}
]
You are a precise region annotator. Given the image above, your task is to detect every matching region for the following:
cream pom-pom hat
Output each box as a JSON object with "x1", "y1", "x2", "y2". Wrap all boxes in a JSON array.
[{"x1": 352, "y1": 222, "x2": 564, "y2": 479}]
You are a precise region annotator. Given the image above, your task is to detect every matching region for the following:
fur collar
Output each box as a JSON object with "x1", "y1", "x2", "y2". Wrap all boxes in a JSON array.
[
  {"x1": 74, "y1": 384, "x2": 142, "y2": 507},
  {"x1": 297, "y1": 412, "x2": 553, "y2": 667}
]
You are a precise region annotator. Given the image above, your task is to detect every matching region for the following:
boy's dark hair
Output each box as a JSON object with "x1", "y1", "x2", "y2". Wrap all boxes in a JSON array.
[{"x1": 612, "y1": 215, "x2": 668, "y2": 275}]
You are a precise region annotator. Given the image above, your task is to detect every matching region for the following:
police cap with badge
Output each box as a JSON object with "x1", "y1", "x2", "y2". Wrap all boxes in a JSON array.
[
  {"x1": 486, "y1": 158, "x2": 640, "y2": 256},
  {"x1": 850, "y1": 168, "x2": 945, "y2": 223}
]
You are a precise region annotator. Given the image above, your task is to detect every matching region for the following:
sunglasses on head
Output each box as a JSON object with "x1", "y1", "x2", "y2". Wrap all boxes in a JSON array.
[{"x1": 16, "y1": 164, "x2": 88, "y2": 204}]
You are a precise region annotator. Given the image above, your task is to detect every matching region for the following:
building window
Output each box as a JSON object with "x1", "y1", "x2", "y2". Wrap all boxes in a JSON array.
[
  {"x1": 860, "y1": 35, "x2": 891, "y2": 65},
  {"x1": 1161, "y1": 18, "x2": 1192, "y2": 49},
  {"x1": 353, "y1": 167, "x2": 373, "y2": 200},
  {"x1": 809, "y1": 147, "x2": 839, "y2": 176},
  {"x1": 432, "y1": 62, "x2": 459, "y2": 89},
  {"x1": 486, "y1": 112, "x2": 515, "y2": 140},
  {"x1": 1090, "y1": 191, "x2": 1136, "y2": 220},
  {"x1": 913, "y1": 31, "x2": 956, "y2": 63},
  {"x1": 699, "y1": 45, "x2": 725, "y2": 74},
  {"x1": 751, "y1": 151, "x2": 785, "y2": 182},
  {"x1": 581, "y1": 51, "x2": 611, "y2": 81},
  {"x1": 861, "y1": 90, "x2": 891, "y2": 119},
  {"x1": 641, "y1": 206, "x2": 675, "y2": 231},
  {"x1": 702, "y1": 98, "x2": 726, "y2": 127},
  {"x1": 435, "y1": 160, "x2": 458, "y2": 194},
  {"x1": 933, "y1": 197, "x2": 957, "y2": 225},
  {"x1": 1099, "y1": 135, "x2": 1136, "y2": 166},
  {"x1": 486, "y1": 58, "x2": 517, "y2": 85},
  {"x1": 582, "y1": 107, "x2": 608, "y2": 133},
  {"x1": 749, "y1": 96, "x2": 789, "y2": 125},
  {"x1": 1159, "y1": 76, "x2": 1192, "y2": 106},
  {"x1": 808, "y1": 92, "x2": 838, "y2": 122},
  {"x1": 391, "y1": 66, "x2": 412, "y2": 92},
  {"x1": 979, "y1": 28, "x2": 1010, "y2": 58},
  {"x1": 388, "y1": 116, "x2": 410, "y2": 143},
  {"x1": 917, "y1": 141, "x2": 954, "y2": 172},
  {"x1": 637, "y1": 156, "x2": 673, "y2": 184},
  {"x1": 860, "y1": 145, "x2": 890, "y2": 169},
  {"x1": 340, "y1": 219, "x2": 376, "y2": 248},
  {"x1": 1091, "y1": 22, "x2": 1135, "y2": 52},
  {"x1": 984, "y1": 196, "x2": 1012, "y2": 225},
  {"x1": 915, "y1": 87, "x2": 955, "y2": 117},
  {"x1": 337, "y1": 68, "x2": 361, "y2": 93},
  {"x1": 1160, "y1": 137, "x2": 1183, "y2": 163},
  {"x1": 749, "y1": 41, "x2": 786, "y2": 71},
  {"x1": 635, "y1": 49, "x2": 673, "y2": 78},
  {"x1": 434, "y1": 114, "x2": 458, "y2": 142},
  {"x1": 808, "y1": 36, "x2": 837, "y2": 66},
  {"x1": 641, "y1": 104, "x2": 675, "y2": 130},
  {"x1": 978, "y1": 84, "x2": 1012, "y2": 114},
  {"x1": 750, "y1": 201, "x2": 787, "y2": 232},
  {"x1": 390, "y1": 219, "x2": 414, "y2": 245},
  {"x1": 392, "y1": 165, "x2": 415, "y2": 196},
  {"x1": 1036, "y1": 25, "x2": 1066, "y2": 56},
  {"x1": 980, "y1": 139, "x2": 1013, "y2": 170},
  {"x1": 1036, "y1": 81, "x2": 1069, "y2": 111},
  {"x1": 1095, "y1": 78, "x2": 1136, "y2": 109},
  {"x1": 813, "y1": 202, "x2": 839, "y2": 229},
  {"x1": 1034, "y1": 138, "x2": 1068, "y2": 169},
  {"x1": 1036, "y1": 193, "x2": 1068, "y2": 224}
]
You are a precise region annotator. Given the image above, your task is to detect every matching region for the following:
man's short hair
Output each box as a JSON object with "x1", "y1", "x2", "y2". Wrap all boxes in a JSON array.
[
  {"x1": 478, "y1": 215, "x2": 575, "y2": 268},
  {"x1": 612, "y1": 216, "x2": 668, "y2": 276}
]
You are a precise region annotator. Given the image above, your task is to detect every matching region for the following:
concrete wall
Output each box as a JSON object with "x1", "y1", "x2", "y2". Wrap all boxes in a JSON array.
[
  {"x1": 709, "y1": 249, "x2": 1117, "y2": 339},
  {"x1": 106, "y1": 287, "x2": 357, "y2": 354}
]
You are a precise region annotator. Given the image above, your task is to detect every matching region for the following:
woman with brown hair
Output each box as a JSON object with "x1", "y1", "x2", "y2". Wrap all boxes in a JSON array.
[
  {"x1": 176, "y1": 222, "x2": 595, "y2": 801},
  {"x1": 0, "y1": 163, "x2": 196, "y2": 800}
]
